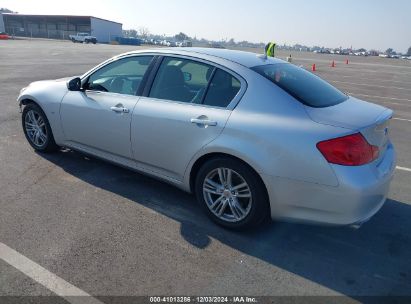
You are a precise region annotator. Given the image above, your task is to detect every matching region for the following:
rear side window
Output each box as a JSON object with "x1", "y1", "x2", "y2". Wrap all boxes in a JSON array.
[
  {"x1": 149, "y1": 57, "x2": 213, "y2": 103},
  {"x1": 203, "y1": 69, "x2": 241, "y2": 108},
  {"x1": 252, "y1": 63, "x2": 348, "y2": 108},
  {"x1": 148, "y1": 57, "x2": 241, "y2": 108}
]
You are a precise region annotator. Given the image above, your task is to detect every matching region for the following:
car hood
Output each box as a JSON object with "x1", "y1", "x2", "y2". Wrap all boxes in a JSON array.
[
  {"x1": 18, "y1": 76, "x2": 78, "y2": 105},
  {"x1": 23, "y1": 76, "x2": 78, "y2": 91},
  {"x1": 32, "y1": 76, "x2": 78, "y2": 84},
  {"x1": 55, "y1": 76, "x2": 79, "y2": 82},
  {"x1": 304, "y1": 96, "x2": 391, "y2": 130}
]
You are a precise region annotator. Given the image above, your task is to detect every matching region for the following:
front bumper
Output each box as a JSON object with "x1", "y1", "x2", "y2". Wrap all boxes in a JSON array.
[{"x1": 262, "y1": 142, "x2": 396, "y2": 226}]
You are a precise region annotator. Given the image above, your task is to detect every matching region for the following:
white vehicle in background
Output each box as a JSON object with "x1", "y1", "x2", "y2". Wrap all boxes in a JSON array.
[
  {"x1": 181, "y1": 40, "x2": 192, "y2": 47},
  {"x1": 176, "y1": 41, "x2": 193, "y2": 47},
  {"x1": 69, "y1": 33, "x2": 97, "y2": 44},
  {"x1": 160, "y1": 40, "x2": 170, "y2": 46}
]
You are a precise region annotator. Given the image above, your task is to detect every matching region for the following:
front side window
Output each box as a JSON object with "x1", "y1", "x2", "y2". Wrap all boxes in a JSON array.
[
  {"x1": 85, "y1": 56, "x2": 153, "y2": 95},
  {"x1": 149, "y1": 57, "x2": 213, "y2": 103},
  {"x1": 252, "y1": 63, "x2": 348, "y2": 108}
]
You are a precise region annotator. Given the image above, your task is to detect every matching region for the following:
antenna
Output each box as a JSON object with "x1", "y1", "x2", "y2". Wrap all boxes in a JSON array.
[{"x1": 257, "y1": 54, "x2": 268, "y2": 60}]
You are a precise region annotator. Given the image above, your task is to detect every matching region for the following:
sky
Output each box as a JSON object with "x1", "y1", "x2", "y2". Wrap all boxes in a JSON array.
[{"x1": 1, "y1": 0, "x2": 410, "y2": 53}]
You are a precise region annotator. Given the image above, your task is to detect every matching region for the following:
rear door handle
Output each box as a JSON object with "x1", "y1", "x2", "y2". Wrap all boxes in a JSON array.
[
  {"x1": 190, "y1": 118, "x2": 217, "y2": 126},
  {"x1": 110, "y1": 106, "x2": 129, "y2": 113}
]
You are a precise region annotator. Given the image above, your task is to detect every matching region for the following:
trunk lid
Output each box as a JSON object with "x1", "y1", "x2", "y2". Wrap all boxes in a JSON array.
[{"x1": 305, "y1": 96, "x2": 393, "y2": 157}]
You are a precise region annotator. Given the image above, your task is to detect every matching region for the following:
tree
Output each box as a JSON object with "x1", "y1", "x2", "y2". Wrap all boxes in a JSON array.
[
  {"x1": 137, "y1": 27, "x2": 150, "y2": 39},
  {"x1": 0, "y1": 8, "x2": 16, "y2": 13},
  {"x1": 123, "y1": 29, "x2": 137, "y2": 38},
  {"x1": 385, "y1": 48, "x2": 394, "y2": 55},
  {"x1": 227, "y1": 38, "x2": 236, "y2": 46},
  {"x1": 407, "y1": 46, "x2": 411, "y2": 56},
  {"x1": 174, "y1": 32, "x2": 189, "y2": 41}
]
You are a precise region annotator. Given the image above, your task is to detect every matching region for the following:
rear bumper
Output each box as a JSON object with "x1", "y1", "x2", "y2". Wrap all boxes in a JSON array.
[{"x1": 263, "y1": 142, "x2": 396, "y2": 226}]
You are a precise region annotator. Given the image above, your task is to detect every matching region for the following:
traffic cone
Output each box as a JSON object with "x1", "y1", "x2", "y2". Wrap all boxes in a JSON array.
[
  {"x1": 346, "y1": 59, "x2": 349, "y2": 64},
  {"x1": 331, "y1": 60, "x2": 336, "y2": 67},
  {"x1": 312, "y1": 64, "x2": 316, "y2": 71}
]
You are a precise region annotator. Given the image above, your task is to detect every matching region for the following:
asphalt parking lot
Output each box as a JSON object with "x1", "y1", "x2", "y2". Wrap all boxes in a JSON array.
[{"x1": 0, "y1": 39, "x2": 410, "y2": 301}]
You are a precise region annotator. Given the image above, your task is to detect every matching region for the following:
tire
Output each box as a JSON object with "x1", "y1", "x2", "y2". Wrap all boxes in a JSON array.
[
  {"x1": 71, "y1": 38, "x2": 76, "y2": 43},
  {"x1": 22, "y1": 103, "x2": 59, "y2": 153},
  {"x1": 85, "y1": 39, "x2": 90, "y2": 44},
  {"x1": 195, "y1": 157, "x2": 270, "y2": 230}
]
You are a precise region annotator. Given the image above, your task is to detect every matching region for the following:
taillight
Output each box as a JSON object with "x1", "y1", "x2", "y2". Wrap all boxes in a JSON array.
[{"x1": 317, "y1": 133, "x2": 379, "y2": 166}]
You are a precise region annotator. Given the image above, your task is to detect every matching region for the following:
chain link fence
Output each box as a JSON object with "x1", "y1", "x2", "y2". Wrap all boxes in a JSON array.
[
  {"x1": 4, "y1": 27, "x2": 120, "y2": 43},
  {"x1": 5, "y1": 26, "x2": 82, "y2": 40}
]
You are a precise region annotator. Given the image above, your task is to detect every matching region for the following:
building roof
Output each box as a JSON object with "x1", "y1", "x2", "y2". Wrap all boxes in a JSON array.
[{"x1": 1, "y1": 13, "x2": 122, "y2": 25}]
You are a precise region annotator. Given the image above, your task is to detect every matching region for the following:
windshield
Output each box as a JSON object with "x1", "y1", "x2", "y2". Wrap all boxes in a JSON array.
[{"x1": 252, "y1": 63, "x2": 348, "y2": 108}]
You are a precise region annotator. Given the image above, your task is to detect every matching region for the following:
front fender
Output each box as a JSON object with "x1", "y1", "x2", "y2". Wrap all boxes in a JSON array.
[{"x1": 18, "y1": 80, "x2": 69, "y2": 145}]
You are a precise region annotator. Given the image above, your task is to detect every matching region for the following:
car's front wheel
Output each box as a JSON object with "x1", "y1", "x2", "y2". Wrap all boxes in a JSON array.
[
  {"x1": 22, "y1": 103, "x2": 59, "y2": 153},
  {"x1": 195, "y1": 157, "x2": 270, "y2": 229}
]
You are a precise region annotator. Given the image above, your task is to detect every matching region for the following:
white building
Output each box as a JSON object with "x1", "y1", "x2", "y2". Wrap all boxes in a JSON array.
[{"x1": 0, "y1": 13, "x2": 122, "y2": 43}]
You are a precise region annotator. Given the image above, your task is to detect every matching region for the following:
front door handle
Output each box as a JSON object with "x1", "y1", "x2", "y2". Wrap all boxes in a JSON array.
[
  {"x1": 110, "y1": 106, "x2": 129, "y2": 113},
  {"x1": 190, "y1": 118, "x2": 217, "y2": 126}
]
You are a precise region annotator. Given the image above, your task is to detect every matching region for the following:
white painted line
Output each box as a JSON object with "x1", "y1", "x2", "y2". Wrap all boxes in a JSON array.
[
  {"x1": 347, "y1": 93, "x2": 411, "y2": 102},
  {"x1": 397, "y1": 166, "x2": 411, "y2": 172},
  {"x1": 332, "y1": 80, "x2": 411, "y2": 91},
  {"x1": 345, "y1": 94, "x2": 411, "y2": 108},
  {"x1": 327, "y1": 74, "x2": 411, "y2": 84},
  {"x1": 393, "y1": 117, "x2": 411, "y2": 122},
  {"x1": 0, "y1": 242, "x2": 103, "y2": 304},
  {"x1": 380, "y1": 101, "x2": 411, "y2": 108}
]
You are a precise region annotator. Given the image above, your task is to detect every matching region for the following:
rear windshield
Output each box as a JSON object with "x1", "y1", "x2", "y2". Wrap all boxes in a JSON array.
[{"x1": 251, "y1": 63, "x2": 348, "y2": 108}]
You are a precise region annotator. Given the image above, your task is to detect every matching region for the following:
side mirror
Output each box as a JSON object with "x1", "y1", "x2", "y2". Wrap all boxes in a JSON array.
[{"x1": 67, "y1": 77, "x2": 82, "y2": 91}]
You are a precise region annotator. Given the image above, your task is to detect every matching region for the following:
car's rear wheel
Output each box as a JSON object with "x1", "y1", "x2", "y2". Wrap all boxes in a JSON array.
[
  {"x1": 22, "y1": 103, "x2": 59, "y2": 153},
  {"x1": 195, "y1": 157, "x2": 270, "y2": 229}
]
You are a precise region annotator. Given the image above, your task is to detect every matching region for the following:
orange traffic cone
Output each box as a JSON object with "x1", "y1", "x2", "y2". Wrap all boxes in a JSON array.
[
  {"x1": 331, "y1": 60, "x2": 336, "y2": 67},
  {"x1": 312, "y1": 64, "x2": 316, "y2": 71},
  {"x1": 346, "y1": 59, "x2": 349, "y2": 64}
]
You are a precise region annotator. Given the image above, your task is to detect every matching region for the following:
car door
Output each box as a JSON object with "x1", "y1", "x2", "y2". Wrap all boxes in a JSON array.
[
  {"x1": 60, "y1": 55, "x2": 154, "y2": 161},
  {"x1": 131, "y1": 56, "x2": 244, "y2": 181}
]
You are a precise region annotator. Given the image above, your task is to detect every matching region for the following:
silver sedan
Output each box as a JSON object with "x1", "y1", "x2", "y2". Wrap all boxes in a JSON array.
[{"x1": 18, "y1": 48, "x2": 396, "y2": 229}]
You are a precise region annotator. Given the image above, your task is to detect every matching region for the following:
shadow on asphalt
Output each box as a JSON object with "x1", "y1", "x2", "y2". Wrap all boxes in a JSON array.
[{"x1": 39, "y1": 149, "x2": 411, "y2": 298}]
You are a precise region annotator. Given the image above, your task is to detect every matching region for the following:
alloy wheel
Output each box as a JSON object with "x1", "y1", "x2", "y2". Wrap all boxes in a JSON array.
[
  {"x1": 24, "y1": 110, "x2": 48, "y2": 147},
  {"x1": 202, "y1": 167, "x2": 252, "y2": 222}
]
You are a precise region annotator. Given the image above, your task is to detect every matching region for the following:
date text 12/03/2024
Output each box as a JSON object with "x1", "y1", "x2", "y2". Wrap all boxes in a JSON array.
[{"x1": 149, "y1": 297, "x2": 258, "y2": 303}]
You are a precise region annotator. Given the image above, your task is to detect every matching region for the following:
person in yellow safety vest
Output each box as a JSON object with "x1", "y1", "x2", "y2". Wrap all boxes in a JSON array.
[{"x1": 265, "y1": 42, "x2": 276, "y2": 57}]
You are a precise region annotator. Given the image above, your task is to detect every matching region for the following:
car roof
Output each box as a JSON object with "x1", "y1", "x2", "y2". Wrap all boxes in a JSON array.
[{"x1": 122, "y1": 47, "x2": 284, "y2": 68}]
